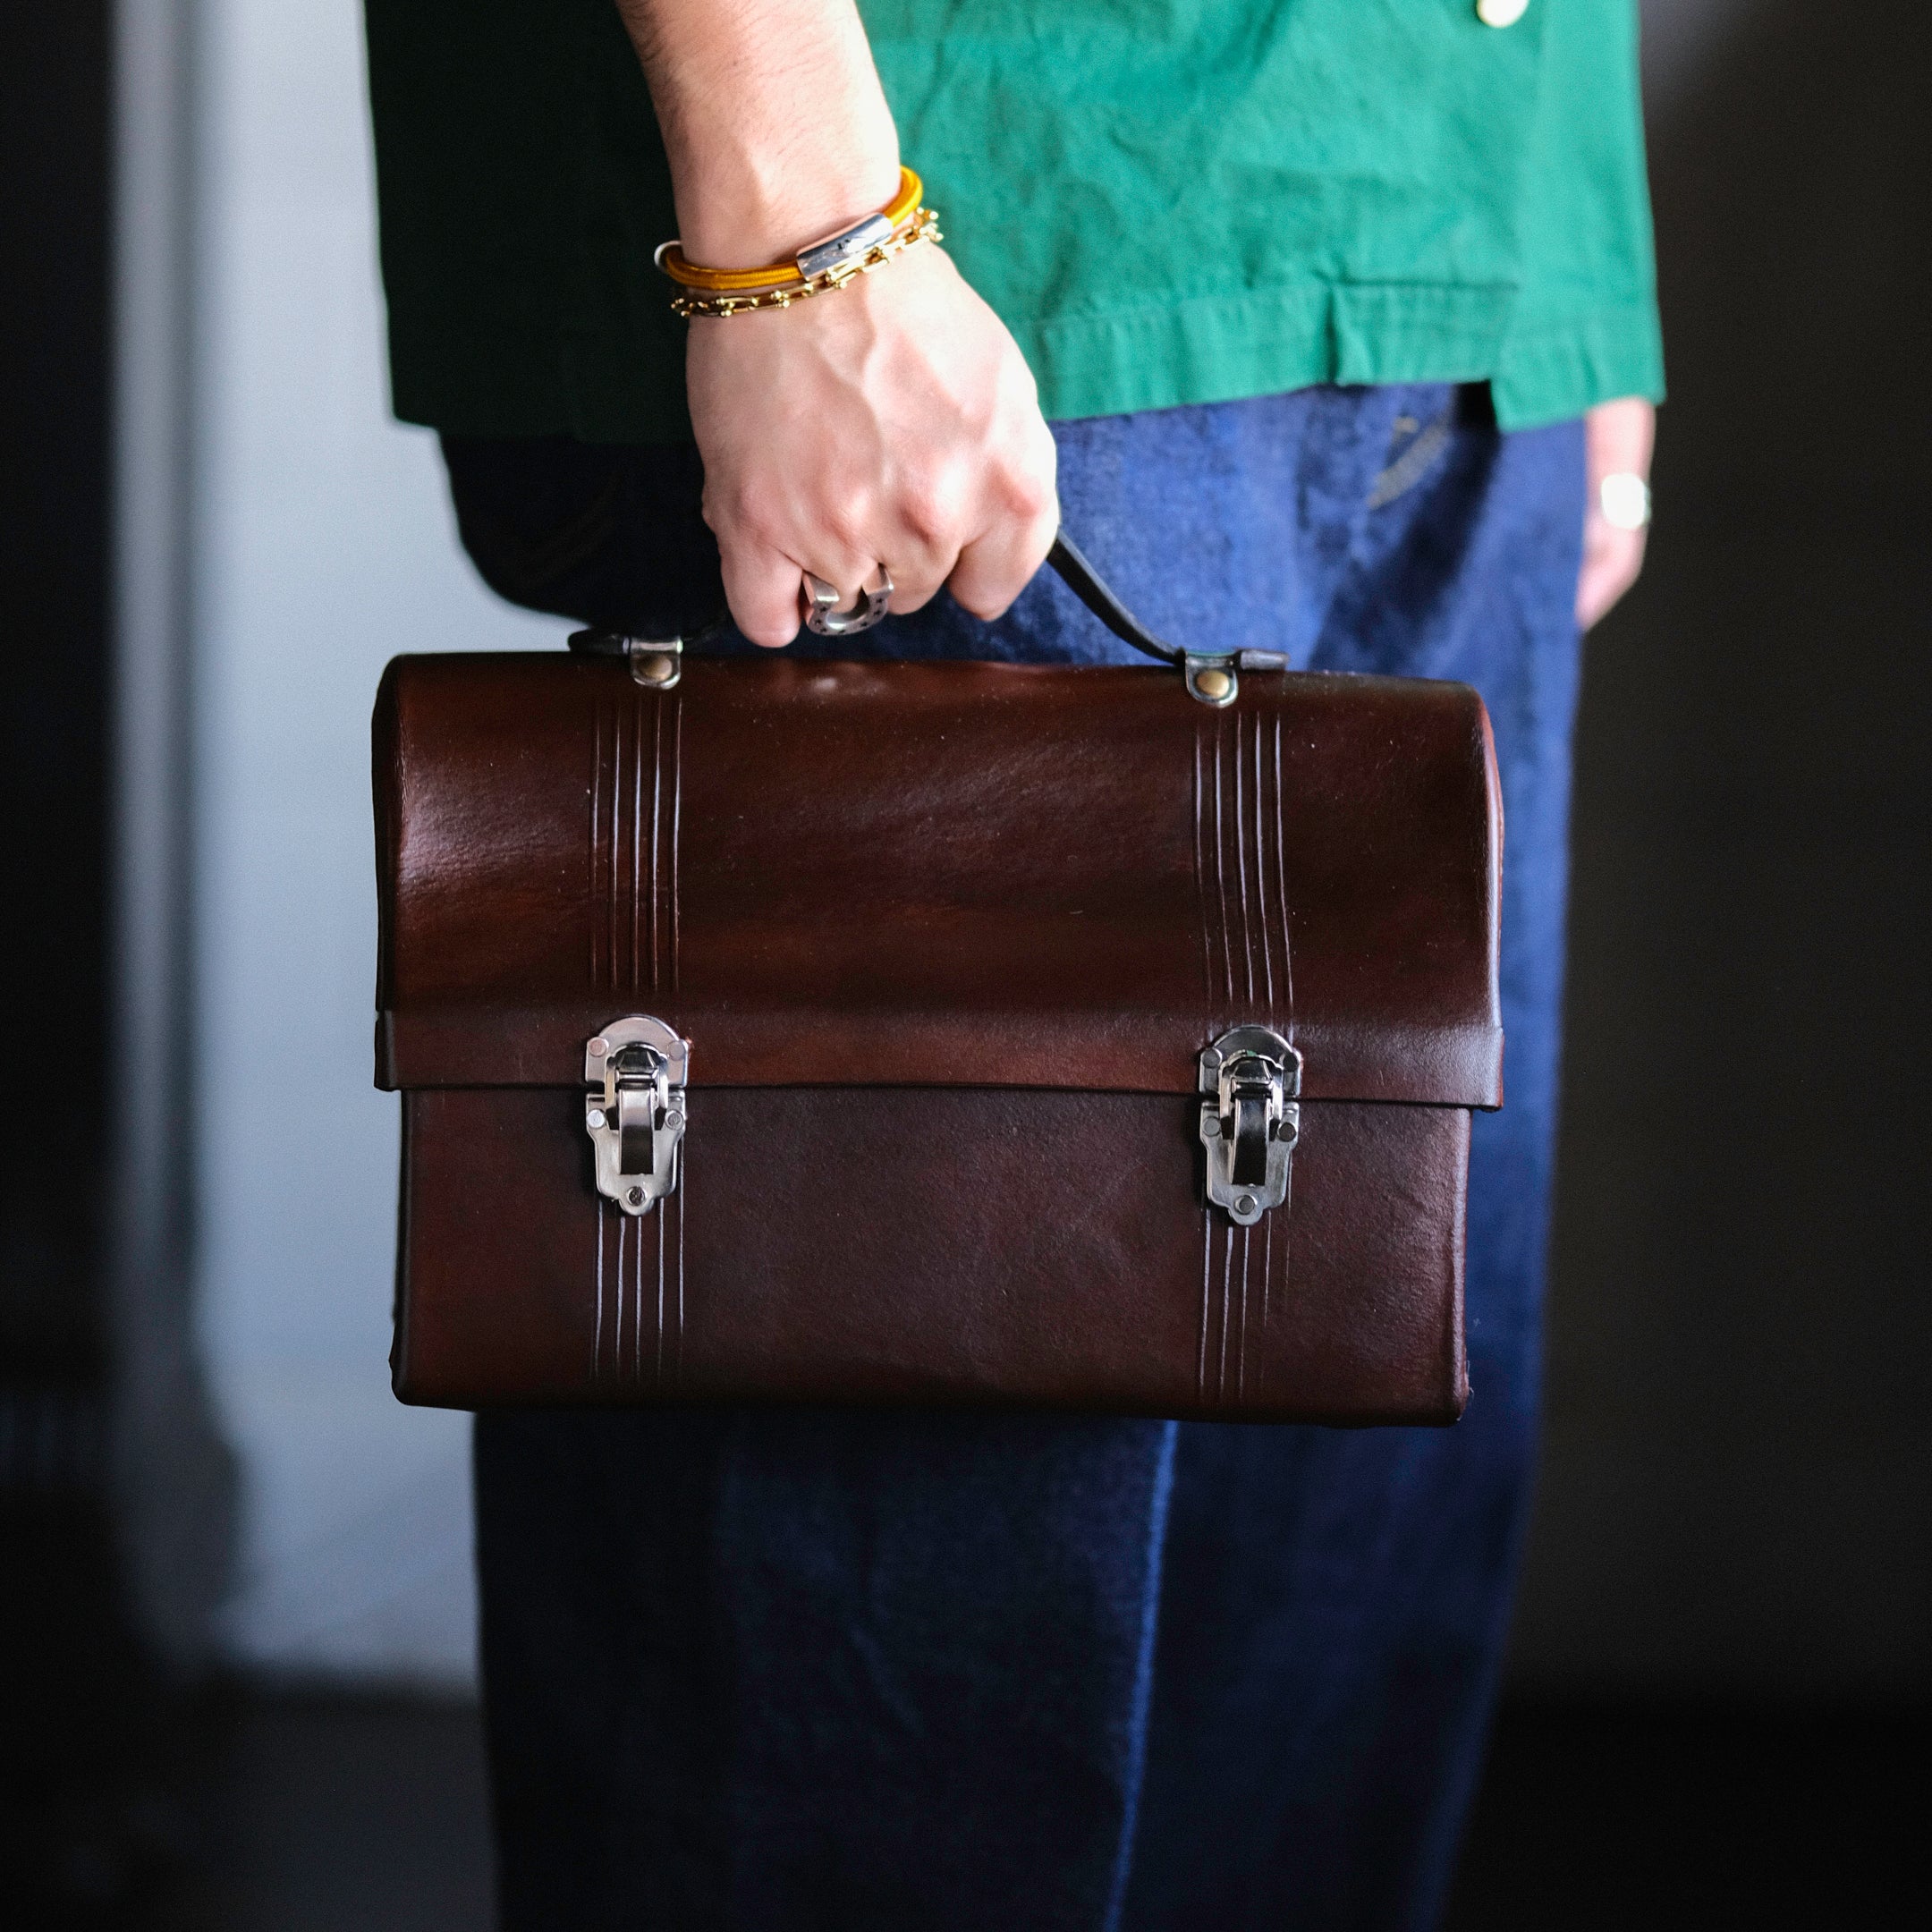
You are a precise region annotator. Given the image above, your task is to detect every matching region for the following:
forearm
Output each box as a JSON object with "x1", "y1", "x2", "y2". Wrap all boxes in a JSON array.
[{"x1": 614, "y1": 0, "x2": 900, "y2": 266}]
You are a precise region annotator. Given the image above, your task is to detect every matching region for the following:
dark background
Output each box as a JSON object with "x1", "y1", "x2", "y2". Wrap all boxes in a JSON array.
[
  {"x1": 4, "y1": 1, "x2": 1926, "y2": 1925},
  {"x1": 1515, "y1": 0, "x2": 1932, "y2": 1706}
]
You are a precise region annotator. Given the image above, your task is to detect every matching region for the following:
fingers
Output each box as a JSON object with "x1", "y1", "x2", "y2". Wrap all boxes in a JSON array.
[
  {"x1": 717, "y1": 536, "x2": 808, "y2": 649},
  {"x1": 716, "y1": 468, "x2": 1053, "y2": 642},
  {"x1": 710, "y1": 474, "x2": 910, "y2": 645},
  {"x1": 1575, "y1": 521, "x2": 1647, "y2": 630},
  {"x1": 868, "y1": 475, "x2": 969, "y2": 614},
  {"x1": 946, "y1": 473, "x2": 1060, "y2": 622},
  {"x1": 944, "y1": 369, "x2": 1058, "y2": 621},
  {"x1": 712, "y1": 490, "x2": 893, "y2": 648}
]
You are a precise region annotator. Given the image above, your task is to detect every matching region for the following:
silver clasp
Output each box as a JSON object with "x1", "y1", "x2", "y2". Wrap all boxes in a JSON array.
[
  {"x1": 1199, "y1": 1025, "x2": 1301, "y2": 1225},
  {"x1": 585, "y1": 1017, "x2": 690, "y2": 1215}
]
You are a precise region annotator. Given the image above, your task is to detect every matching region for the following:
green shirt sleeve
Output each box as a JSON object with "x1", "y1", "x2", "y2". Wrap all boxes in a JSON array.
[{"x1": 1491, "y1": 0, "x2": 1665, "y2": 428}]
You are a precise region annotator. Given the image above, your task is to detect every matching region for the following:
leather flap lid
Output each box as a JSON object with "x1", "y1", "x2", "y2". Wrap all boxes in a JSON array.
[{"x1": 374, "y1": 655, "x2": 1502, "y2": 1106}]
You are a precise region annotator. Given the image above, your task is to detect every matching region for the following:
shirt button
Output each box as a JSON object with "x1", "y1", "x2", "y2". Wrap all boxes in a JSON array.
[{"x1": 1477, "y1": 0, "x2": 1529, "y2": 24}]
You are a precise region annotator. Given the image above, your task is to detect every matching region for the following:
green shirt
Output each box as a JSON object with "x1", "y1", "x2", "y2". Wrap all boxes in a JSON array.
[{"x1": 364, "y1": 0, "x2": 1662, "y2": 439}]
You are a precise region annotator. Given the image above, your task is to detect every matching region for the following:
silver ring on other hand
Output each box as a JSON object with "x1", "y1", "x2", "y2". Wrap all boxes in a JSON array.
[
  {"x1": 801, "y1": 565, "x2": 894, "y2": 636},
  {"x1": 1597, "y1": 472, "x2": 1651, "y2": 531}
]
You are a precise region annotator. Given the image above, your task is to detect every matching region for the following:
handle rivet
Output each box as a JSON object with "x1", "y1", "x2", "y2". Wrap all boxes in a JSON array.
[
  {"x1": 635, "y1": 653, "x2": 677, "y2": 686},
  {"x1": 1194, "y1": 668, "x2": 1233, "y2": 702}
]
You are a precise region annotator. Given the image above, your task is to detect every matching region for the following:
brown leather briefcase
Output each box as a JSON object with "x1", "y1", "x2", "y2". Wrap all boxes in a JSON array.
[{"x1": 374, "y1": 541, "x2": 1501, "y2": 1424}]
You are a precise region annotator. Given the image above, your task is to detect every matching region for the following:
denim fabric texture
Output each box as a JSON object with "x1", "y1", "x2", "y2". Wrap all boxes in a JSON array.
[{"x1": 449, "y1": 383, "x2": 1587, "y2": 1932}]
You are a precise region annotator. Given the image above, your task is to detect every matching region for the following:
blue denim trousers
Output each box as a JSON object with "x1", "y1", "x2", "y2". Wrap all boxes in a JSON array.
[{"x1": 445, "y1": 382, "x2": 1587, "y2": 1931}]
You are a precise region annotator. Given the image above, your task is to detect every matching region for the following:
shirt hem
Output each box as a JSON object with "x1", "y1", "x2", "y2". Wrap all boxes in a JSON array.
[
  {"x1": 386, "y1": 283, "x2": 1665, "y2": 444},
  {"x1": 1489, "y1": 299, "x2": 1665, "y2": 429}
]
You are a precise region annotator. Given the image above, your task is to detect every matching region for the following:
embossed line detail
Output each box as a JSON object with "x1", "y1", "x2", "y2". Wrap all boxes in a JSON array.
[
  {"x1": 1233, "y1": 715, "x2": 1257, "y2": 1006},
  {"x1": 1192, "y1": 728, "x2": 1216, "y2": 1020},
  {"x1": 609, "y1": 699, "x2": 626, "y2": 990},
  {"x1": 1201, "y1": 709, "x2": 1299, "y2": 1038},
  {"x1": 646, "y1": 695, "x2": 662, "y2": 994},
  {"x1": 655, "y1": 1173, "x2": 668, "y2": 1381},
  {"x1": 592, "y1": 1195, "x2": 607, "y2": 1377},
  {"x1": 669, "y1": 692, "x2": 683, "y2": 997},
  {"x1": 592, "y1": 1203, "x2": 619, "y2": 1384},
  {"x1": 1267, "y1": 712, "x2": 1295, "y2": 1363},
  {"x1": 674, "y1": 1140, "x2": 686, "y2": 1373},
  {"x1": 1194, "y1": 718, "x2": 1218, "y2": 1402},
  {"x1": 588, "y1": 682, "x2": 687, "y2": 1390},
  {"x1": 1211, "y1": 716, "x2": 1234, "y2": 1021},
  {"x1": 1197, "y1": 1206, "x2": 1286, "y2": 1408},
  {"x1": 1249, "y1": 713, "x2": 1276, "y2": 1019},
  {"x1": 1218, "y1": 1212, "x2": 1236, "y2": 1397},
  {"x1": 632, "y1": 694, "x2": 647, "y2": 992},
  {"x1": 1199, "y1": 1212, "x2": 1240, "y2": 1406},
  {"x1": 593, "y1": 1203, "x2": 615, "y2": 1387},
  {"x1": 1202, "y1": 712, "x2": 1287, "y2": 1037},
  {"x1": 590, "y1": 685, "x2": 684, "y2": 1000},
  {"x1": 1195, "y1": 707, "x2": 1298, "y2": 1404},
  {"x1": 1197, "y1": 1205, "x2": 1215, "y2": 1399},
  {"x1": 591, "y1": 1192, "x2": 683, "y2": 1391},
  {"x1": 589, "y1": 702, "x2": 608, "y2": 990},
  {"x1": 1273, "y1": 714, "x2": 1295, "y2": 1041}
]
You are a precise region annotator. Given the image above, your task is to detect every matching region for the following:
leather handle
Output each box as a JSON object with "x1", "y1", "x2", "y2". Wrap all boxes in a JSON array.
[
  {"x1": 570, "y1": 529, "x2": 1224, "y2": 673},
  {"x1": 1045, "y1": 530, "x2": 1187, "y2": 667}
]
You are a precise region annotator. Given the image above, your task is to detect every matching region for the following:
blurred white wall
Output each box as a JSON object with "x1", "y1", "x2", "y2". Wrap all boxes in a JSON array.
[{"x1": 191, "y1": 0, "x2": 557, "y2": 1688}]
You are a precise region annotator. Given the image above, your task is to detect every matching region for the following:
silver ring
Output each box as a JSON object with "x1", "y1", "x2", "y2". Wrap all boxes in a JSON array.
[
  {"x1": 1597, "y1": 471, "x2": 1652, "y2": 531},
  {"x1": 801, "y1": 565, "x2": 894, "y2": 636}
]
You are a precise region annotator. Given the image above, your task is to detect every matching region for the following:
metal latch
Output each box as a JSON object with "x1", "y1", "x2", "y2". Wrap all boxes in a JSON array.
[
  {"x1": 585, "y1": 1017, "x2": 689, "y2": 1216},
  {"x1": 1199, "y1": 1025, "x2": 1301, "y2": 1226}
]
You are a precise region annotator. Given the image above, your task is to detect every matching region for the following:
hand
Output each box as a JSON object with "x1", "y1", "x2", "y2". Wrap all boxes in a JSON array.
[
  {"x1": 687, "y1": 242, "x2": 1059, "y2": 648},
  {"x1": 1576, "y1": 395, "x2": 1656, "y2": 630},
  {"x1": 615, "y1": 0, "x2": 1058, "y2": 646}
]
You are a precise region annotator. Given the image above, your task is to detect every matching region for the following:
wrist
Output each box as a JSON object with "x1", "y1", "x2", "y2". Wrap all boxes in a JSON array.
[
  {"x1": 617, "y1": 0, "x2": 901, "y2": 268},
  {"x1": 674, "y1": 136, "x2": 902, "y2": 268}
]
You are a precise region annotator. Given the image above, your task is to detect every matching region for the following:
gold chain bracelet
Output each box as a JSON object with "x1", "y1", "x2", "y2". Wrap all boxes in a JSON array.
[
  {"x1": 669, "y1": 208, "x2": 942, "y2": 318},
  {"x1": 656, "y1": 167, "x2": 940, "y2": 319}
]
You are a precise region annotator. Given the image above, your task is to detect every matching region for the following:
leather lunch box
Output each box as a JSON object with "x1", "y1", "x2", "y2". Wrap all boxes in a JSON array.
[{"x1": 373, "y1": 609, "x2": 1501, "y2": 1425}]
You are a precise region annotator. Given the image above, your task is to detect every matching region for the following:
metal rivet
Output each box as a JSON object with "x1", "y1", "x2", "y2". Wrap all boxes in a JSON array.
[
  {"x1": 589, "y1": 1038, "x2": 609, "y2": 1057},
  {"x1": 635, "y1": 653, "x2": 677, "y2": 686},
  {"x1": 587, "y1": 1109, "x2": 606, "y2": 1130},
  {"x1": 1194, "y1": 668, "x2": 1233, "y2": 702},
  {"x1": 626, "y1": 1186, "x2": 644, "y2": 1208},
  {"x1": 1234, "y1": 1193, "x2": 1256, "y2": 1216}
]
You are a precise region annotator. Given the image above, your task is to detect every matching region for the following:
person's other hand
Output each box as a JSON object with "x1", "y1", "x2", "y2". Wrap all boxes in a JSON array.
[
  {"x1": 687, "y1": 242, "x2": 1059, "y2": 648},
  {"x1": 1577, "y1": 395, "x2": 1656, "y2": 630}
]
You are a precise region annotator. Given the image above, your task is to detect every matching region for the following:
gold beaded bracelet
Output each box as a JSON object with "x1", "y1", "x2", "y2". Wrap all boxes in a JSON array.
[{"x1": 654, "y1": 165, "x2": 941, "y2": 319}]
